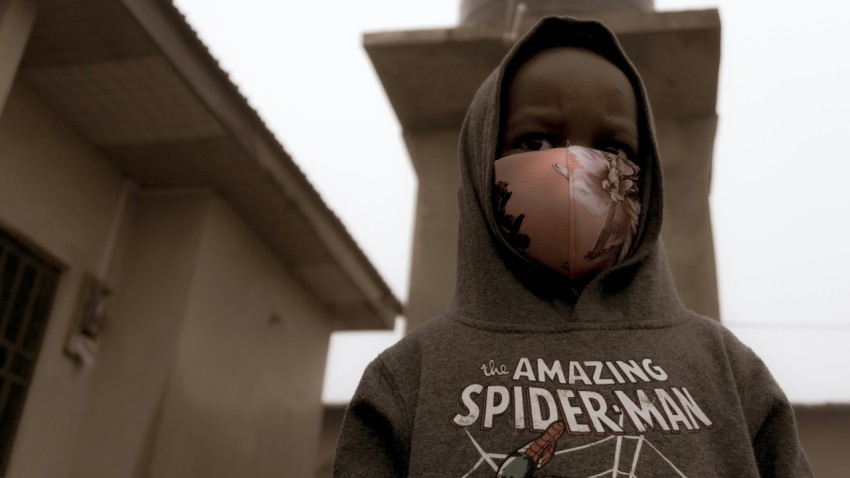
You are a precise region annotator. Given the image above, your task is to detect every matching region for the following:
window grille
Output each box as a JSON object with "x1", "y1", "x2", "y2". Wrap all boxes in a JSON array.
[{"x1": 0, "y1": 229, "x2": 60, "y2": 475}]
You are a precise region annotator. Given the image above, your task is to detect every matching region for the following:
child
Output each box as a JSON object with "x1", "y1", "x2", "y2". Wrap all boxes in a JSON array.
[{"x1": 334, "y1": 16, "x2": 812, "y2": 477}]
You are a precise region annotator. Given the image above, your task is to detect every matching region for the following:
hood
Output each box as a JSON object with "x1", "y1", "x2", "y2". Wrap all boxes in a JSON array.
[{"x1": 448, "y1": 16, "x2": 685, "y2": 329}]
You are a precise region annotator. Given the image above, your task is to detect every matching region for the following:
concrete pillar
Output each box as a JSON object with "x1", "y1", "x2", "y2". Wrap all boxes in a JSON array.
[
  {"x1": 794, "y1": 405, "x2": 850, "y2": 478},
  {"x1": 364, "y1": 11, "x2": 723, "y2": 330},
  {"x1": 404, "y1": 130, "x2": 460, "y2": 329},
  {"x1": 0, "y1": 0, "x2": 36, "y2": 117},
  {"x1": 656, "y1": 115, "x2": 720, "y2": 320},
  {"x1": 461, "y1": 0, "x2": 656, "y2": 25}
]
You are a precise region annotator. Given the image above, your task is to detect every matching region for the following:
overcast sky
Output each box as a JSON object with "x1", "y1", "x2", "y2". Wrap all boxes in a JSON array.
[{"x1": 173, "y1": 0, "x2": 850, "y2": 404}]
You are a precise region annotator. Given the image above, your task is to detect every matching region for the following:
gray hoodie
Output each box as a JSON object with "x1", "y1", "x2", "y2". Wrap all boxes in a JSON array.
[{"x1": 334, "y1": 16, "x2": 812, "y2": 478}]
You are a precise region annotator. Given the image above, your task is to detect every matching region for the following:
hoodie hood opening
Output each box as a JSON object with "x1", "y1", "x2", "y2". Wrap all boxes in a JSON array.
[{"x1": 449, "y1": 16, "x2": 684, "y2": 327}]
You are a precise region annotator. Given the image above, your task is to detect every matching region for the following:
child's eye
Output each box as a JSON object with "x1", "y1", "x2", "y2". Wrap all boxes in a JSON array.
[{"x1": 516, "y1": 135, "x2": 556, "y2": 152}]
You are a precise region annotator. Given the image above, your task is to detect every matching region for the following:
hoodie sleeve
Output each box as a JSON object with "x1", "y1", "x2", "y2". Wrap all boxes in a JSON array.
[
  {"x1": 731, "y1": 341, "x2": 813, "y2": 477},
  {"x1": 333, "y1": 358, "x2": 410, "y2": 478},
  {"x1": 749, "y1": 369, "x2": 813, "y2": 477}
]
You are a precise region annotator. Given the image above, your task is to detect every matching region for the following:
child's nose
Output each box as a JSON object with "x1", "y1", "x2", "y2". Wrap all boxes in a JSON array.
[
  {"x1": 564, "y1": 129, "x2": 593, "y2": 149},
  {"x1": 565, "y1": 137, "x2": 592, "y2": 149}
]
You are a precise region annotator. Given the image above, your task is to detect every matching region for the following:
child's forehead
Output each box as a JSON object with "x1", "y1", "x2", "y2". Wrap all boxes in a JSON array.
[
  {"x1": 497, "y1": 45, "x2": 640, "y2": 156},
  {"x1": 506, "y1": 47, "x2": 630, "y2": 91},
  {"x1": 502, "y1": 47, "x2": 636, "y2": 114}
]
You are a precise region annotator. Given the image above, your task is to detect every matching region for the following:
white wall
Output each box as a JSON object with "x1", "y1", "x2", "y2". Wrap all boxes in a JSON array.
[
  {"x1": 147, "y1": 194, "x2": 334, "y2": 478},
  {"x1": 0, "y1": 80, "x2": 128, "y2": 477},
  {"x1": 1, "y1": 78, "x2": 338, "y2": 478}
]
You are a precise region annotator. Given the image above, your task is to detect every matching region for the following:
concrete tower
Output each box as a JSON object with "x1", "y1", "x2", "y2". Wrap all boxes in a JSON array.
[{"x1": 365, "y1": 0, "x2": 722, "y2": 330}]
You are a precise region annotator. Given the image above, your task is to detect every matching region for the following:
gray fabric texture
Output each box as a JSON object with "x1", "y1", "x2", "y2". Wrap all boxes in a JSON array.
[{"x1": 334, "y1": 16, "x2": 812, "y2": 478}]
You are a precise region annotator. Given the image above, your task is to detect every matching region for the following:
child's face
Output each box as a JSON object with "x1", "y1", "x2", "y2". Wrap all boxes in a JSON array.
[{"x1": 500, "y1": 47, "x2": 639, "y2": 161}]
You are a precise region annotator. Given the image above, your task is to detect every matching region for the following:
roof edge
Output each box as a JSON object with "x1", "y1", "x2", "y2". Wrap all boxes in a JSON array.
[{"x1": 120, "y1": 0, "x2": 401, "y2": 327}]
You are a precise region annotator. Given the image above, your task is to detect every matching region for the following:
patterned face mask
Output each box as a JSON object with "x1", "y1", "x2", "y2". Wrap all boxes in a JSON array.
[{"x1": 493, "y1": 146, "x2": 641, "y2": 281}]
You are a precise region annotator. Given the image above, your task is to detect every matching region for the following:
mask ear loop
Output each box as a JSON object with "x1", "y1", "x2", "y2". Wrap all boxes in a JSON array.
[{"x1": 565, "y1": 144, "x2": 577, "y2": 282}]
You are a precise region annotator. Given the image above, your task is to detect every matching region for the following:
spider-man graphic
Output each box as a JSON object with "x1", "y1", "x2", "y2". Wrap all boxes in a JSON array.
[{"x1": 495, "y1": 421, "x2": 565, "y2": 478}]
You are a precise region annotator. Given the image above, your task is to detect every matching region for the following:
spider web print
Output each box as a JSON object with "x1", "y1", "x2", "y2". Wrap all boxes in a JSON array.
[{"x1": 458, "y1": 414, "x2": 688, "y2": 478}]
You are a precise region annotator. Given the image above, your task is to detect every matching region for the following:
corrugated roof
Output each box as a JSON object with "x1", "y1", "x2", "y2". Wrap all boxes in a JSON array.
[{"x1": 18, "y1": 0, "x2": 401, "y2": 329}]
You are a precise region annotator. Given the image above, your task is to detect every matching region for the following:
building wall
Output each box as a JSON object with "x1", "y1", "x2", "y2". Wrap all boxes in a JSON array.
[
  {"x1": 315, "y1": 406, "x2": 346, "y2": 478},
  {"x1": 67, "y1": 190, "x2": 210, "y2": 478},
  {"x1": 0, "y1": 80, "x2": 129, "y2": 478},
  {"x1": 146, "y1": 194, "x2": 332, "y2": 478},
  {"x1": 795, "y1": 405, "x2": 850, "y2": 478},
  {"x1": 1, "y1": 78, "x2": 335, "y2": 478}
]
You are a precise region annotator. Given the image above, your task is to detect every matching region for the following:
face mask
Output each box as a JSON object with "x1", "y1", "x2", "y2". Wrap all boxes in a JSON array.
[{"x1": 493, "y1": 146, "x2": 641, "y2": 281}]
